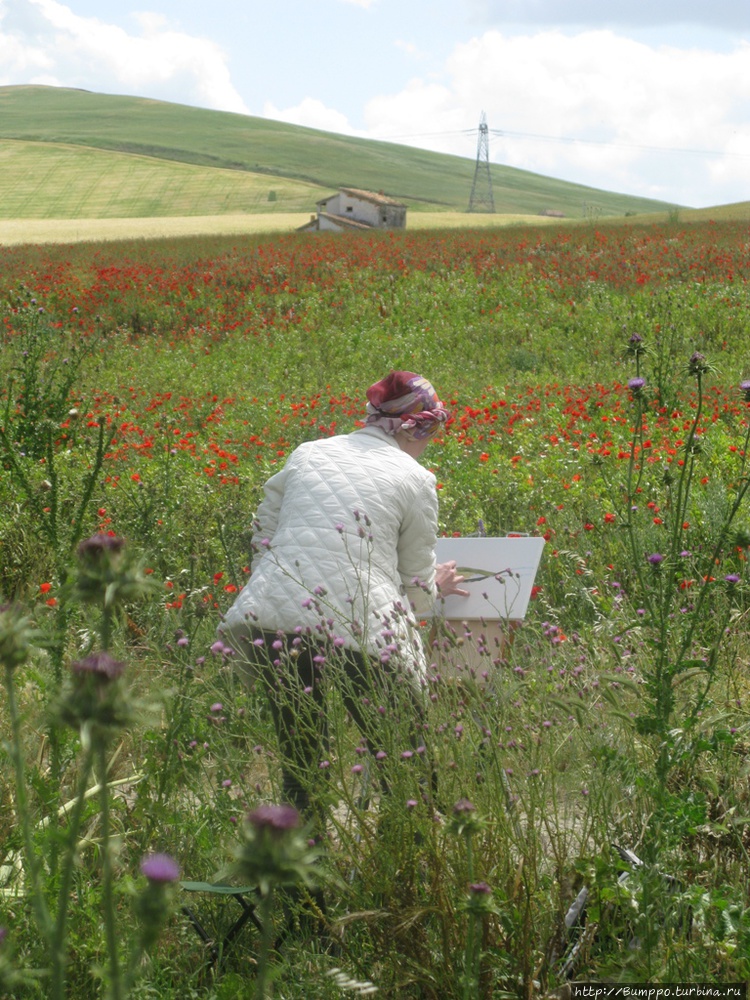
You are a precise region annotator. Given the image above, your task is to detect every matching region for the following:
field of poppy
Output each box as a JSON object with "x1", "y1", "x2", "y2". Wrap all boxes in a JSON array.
[{"x1": 1, "y1": 219, "x2": 750, "y2": 997}]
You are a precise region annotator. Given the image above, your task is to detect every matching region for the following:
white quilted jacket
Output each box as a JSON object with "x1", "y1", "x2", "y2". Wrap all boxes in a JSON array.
[{"x1": 219, "y1": 426, "x2": 438, "y2": 672}]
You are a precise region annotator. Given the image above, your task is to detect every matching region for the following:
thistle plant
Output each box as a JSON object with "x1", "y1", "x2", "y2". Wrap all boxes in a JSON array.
[
  {"x1": 608, "y1": 338, "x2": 750, "y2": 807},
  {"x1": 447, "y1": 799, "x2": 496, "y2": 1000},
  {"x1": 0, "y1": 295, "x2": 119, "y2": 833},
  {"x1": 227, "y1": 804, "x2": 323, "y2": 1000},
  {"x1": 1, "y1": 534, "x2": 168, "y2": 999}
]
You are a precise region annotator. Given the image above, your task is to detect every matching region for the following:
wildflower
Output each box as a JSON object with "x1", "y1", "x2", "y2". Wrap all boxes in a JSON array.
[
  {"x1": 71, "y1": 651, "x2": 126, "y2": 681},
  {"x1": 740, "y1": 380, "x2": 750, "y2": 402},
  {"x1": 725, "y1": 574, "x2": 740, "y2": 585},
  {"x1": 230, "y1": 804, "x2": 321, "y2": 897},
  {"x1": 77, "y1": 533, "x2": 126, "y2": 562},
  {"x1": 647, "y1": 553, "x2": 664, "y2": 566},
  {"x1": 247, "y1": 804, "x2": 300, "y2": 833},
  {"x1": 628, "y1": 377, "x2": 646, "y2": 395},
  {"x1": 0, "y1": 605, "x2": 40, "y2": 670},
  {"x1": 449, "y1": 798, "x2": 485, "y2": 838},
  {"x1": 687, "y1": 352, "x2": 710, "y2": 376},
  {"x1": 469, "y1": 881, "x2": 492, "y2": 895},
  {"x1": 136, "y1": 853, "x2": 181, "y2": 954},
  {"x1": 453, "y1": 798, "x2": 476, "y2": 815},
  {"x1": 70, "y1": 534, "x2": 159, "y2": 608},
  {"x1": 140, "y1": 853, "x2": 180, "y2": 884},
  {"x1": 626, "y1": 332, "x2": 646, "y2": 357}
]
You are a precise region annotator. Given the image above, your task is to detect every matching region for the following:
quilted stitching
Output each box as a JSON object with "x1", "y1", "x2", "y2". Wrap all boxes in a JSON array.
[{"x1": 222, "y1": 428, "x2": 438, "y2": 671}]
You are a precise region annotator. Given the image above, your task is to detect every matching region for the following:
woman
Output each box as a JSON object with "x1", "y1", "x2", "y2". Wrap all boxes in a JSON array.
[{"x1": 218, "y1": 370, "x2": 467, "y2": 816}]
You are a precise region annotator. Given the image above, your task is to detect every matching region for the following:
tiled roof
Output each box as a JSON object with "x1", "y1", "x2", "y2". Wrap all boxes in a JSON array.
[
  {"x1": 318, "y1": 212, "x2": 373, "y2": 230},
  {"x1": 339, "y1": 187, "x2": 406, "y2": 208}
]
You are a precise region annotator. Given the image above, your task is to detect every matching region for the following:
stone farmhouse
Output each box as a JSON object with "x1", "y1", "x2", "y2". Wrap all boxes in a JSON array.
[{"x1": 298, "y1": 187, "x2": 407, "y2": 232}]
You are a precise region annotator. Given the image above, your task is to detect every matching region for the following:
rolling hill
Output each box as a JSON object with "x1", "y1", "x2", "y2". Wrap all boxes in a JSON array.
[{"x1": 0, "y1": 85, "x2": 678, "y2": 222}]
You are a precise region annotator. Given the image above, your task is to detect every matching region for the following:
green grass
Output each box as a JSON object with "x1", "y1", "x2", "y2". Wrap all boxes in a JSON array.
[
  {"x1": 0, "y1": 140, "x2": 324, "y2": 219},
  {"x1": 0, "y1": 84, "x2": 678, "y2": 219},
  {"x1": 2, "y1": 223, "x2": 750, "y2": 995}
]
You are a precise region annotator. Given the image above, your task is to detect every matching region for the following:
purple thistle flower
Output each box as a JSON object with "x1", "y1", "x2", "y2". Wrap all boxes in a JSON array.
[
  {"x1": 469, "y1": 881, "x2": 492, "y2": 895},
  {"x1": 740, "y1": 380, "x2": 750, "y2": 402},
  {"x1": 246, "y1": 804, "x2": 300, "y2": 834},
  {"x1": 453, "y1": 798, "x2": 476, "y2": 815},
  {"x1": 77, "y1": 533, "x2": 126, "y2": 561},
  {"x1": 71, "y1": 651, "x2": 126, "y2": 681},
  {"x1": 628, "y1": 377, "x2": 646, "y2": 394},
  {"x1": 647, "y1": 553, "x2": 664, "y2": 566},
  {"x1": 140, "y1": 853, "x2": 180, "y2": 883},
  {"x1": 725, "y1": 574, "x2": 740, "y2": 584}
]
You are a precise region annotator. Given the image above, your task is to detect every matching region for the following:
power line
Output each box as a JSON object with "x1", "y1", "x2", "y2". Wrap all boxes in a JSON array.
[
  {"x1": 488, "y1": 128, "x2": 750, "y2": 159},
  {"x1": 377, "y1": 125, "x2": 750, "y2": 160}
]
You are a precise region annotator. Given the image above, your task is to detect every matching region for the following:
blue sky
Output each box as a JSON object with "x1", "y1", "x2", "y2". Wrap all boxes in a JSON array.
[{"x1": 1, "y1": 0, "x2": 749, "y2": 208}]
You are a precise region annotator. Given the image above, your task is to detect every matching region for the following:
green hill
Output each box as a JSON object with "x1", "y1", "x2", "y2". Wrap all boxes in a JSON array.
[{"x1": 0, "y1": 84, "x2": 677, "y2": 220}]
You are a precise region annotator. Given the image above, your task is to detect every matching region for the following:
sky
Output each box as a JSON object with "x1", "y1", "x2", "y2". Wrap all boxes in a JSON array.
[{"x1": 1, "y1": 0, "x2": 749, "y2": 208}]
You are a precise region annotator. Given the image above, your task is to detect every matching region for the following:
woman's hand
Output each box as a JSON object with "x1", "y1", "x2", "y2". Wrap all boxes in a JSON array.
[{"x1": 435, "y1": 560, "x2": 470, "y2": 597}]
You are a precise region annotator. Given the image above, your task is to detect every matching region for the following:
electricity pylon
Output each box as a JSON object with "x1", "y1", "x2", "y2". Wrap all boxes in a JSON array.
[{"x1": 468, "y1": 111, "x2": 495, "y2": 213}]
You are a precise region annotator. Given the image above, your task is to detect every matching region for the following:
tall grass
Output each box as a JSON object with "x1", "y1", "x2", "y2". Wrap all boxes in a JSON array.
[{"x1": 1, "y1": 220, "x2": 749, "y2": 997}]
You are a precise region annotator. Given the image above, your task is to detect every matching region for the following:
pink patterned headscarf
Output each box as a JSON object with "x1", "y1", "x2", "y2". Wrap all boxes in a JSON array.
[{"x1": 365, "y1": 371, "x2": 449, "y2": 439}]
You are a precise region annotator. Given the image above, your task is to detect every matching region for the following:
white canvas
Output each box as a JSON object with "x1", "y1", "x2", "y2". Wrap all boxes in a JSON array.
[{"x1": 433, "y1": 536, "x2": 545, "y2": 621}]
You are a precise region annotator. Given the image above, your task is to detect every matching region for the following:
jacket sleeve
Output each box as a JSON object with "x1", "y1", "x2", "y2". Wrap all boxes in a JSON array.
[
  {"x1": 250, "y1": 460, "x2": 291, "y2": 570},
  {"x1": 397, "y1": 470, "x2": 439, "y2": 615}
]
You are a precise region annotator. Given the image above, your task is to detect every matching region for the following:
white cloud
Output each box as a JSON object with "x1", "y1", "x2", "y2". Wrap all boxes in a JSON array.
[
  {"x1": 394, "y1": 38, "x2": 422, "y2": 57},
  {"x1": 0, "y1": 0, "x2": 250, "y2": 114},
  {"x1": 363, "y1": 29, "x2": 750, "y2": 206},
  {"x1": 263, "y1": 96, "x2": 367, "y2": 137},
  {"x1": 473, "y1": 0, "x2": 750, "y2": 30}
]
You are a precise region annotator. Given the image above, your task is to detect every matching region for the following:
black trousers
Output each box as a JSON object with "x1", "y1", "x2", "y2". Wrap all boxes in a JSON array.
[{"x1": 241, "y1": 629, "x2": 425, "y2": 827}]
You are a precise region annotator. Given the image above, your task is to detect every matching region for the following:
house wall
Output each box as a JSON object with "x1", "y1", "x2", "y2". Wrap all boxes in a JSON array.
[
  {"x1": 318, "y1": 194, "x2": 340, "y2": 215},
  {"x1": 318, "y1": 214, "x2": 343, "y2": 231},
  {"x1": 336, "y1": 192, "x2": 381, "y2": 227},
  {"x1": 316, "y1": 192, "x2": 407, "y2": 229}
]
